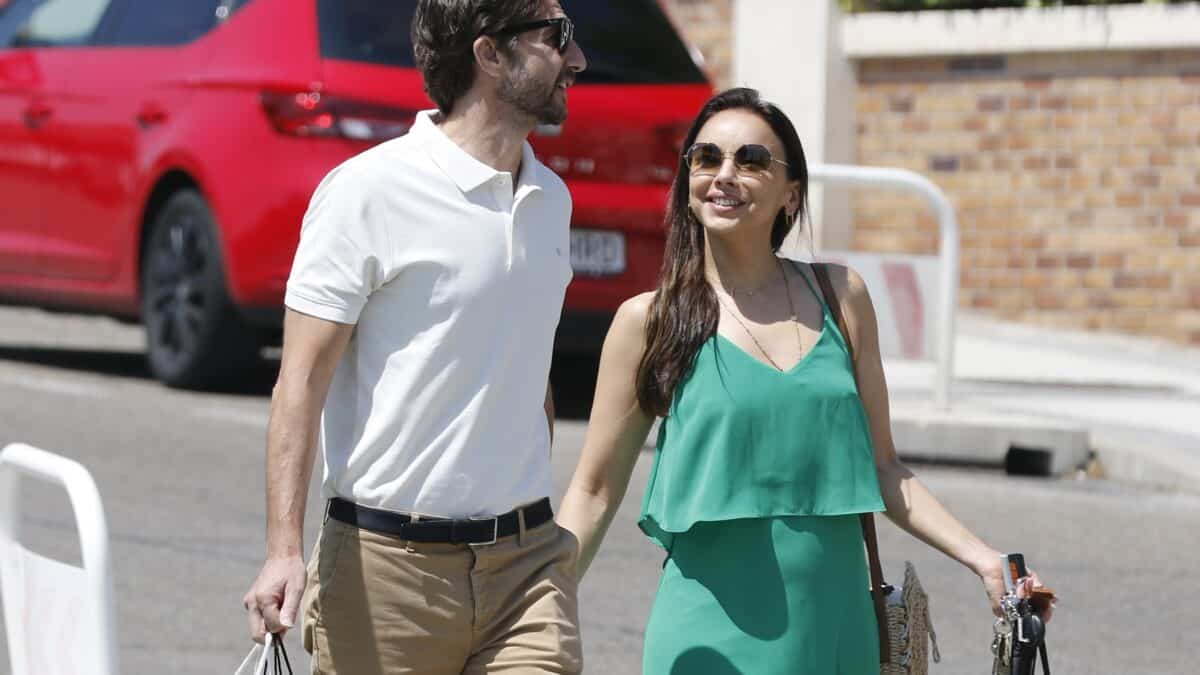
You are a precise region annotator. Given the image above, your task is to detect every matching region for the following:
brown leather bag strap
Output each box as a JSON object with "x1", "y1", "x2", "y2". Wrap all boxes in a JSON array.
[
  {"x1": 810, "y1": 262, "x2": 892, "y2": 664},
  {"x1": 859, "y1": 511, "x2": 891, "y2": 664}
]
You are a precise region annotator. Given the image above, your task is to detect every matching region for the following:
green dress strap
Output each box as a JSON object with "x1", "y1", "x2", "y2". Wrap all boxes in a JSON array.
[{"x1": 788, "y1": 259, "x2": 827, "y2": 312}]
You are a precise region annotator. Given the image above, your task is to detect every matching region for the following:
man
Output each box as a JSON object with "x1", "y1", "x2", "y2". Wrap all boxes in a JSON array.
[{"x1": 243, "y1": 1, "x2": 587, "y2": 673}]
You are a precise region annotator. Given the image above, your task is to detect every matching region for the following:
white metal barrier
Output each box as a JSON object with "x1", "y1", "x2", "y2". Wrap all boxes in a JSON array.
[
  {"x1": 0, "y1": 443, "x2": 117, "y2": 675},
  {"x1": 808, "y1": 163, "x2": 961, "y2": 410}
]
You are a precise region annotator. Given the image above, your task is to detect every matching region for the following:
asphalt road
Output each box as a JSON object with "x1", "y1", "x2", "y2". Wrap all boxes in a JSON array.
[{"x1": 0, "y1": 307, "x2": 1193, "y2": 674}]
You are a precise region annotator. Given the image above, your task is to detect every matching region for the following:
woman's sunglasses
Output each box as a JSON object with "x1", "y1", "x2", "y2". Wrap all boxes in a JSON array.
[
  {"x1": 489, "y1": 17, "x2": 575, "y2": 55},
  {"x1": 683, "y1": 142, "x2": 789, "y2": 176}
]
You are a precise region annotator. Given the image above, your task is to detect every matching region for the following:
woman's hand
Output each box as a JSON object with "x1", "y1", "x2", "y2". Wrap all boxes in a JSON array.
[
  {"x1": 1017, "y1": 574, "x2": 1056, "y2": 623},
  {"x1": 975, "y1": 554, "x2": 1009, "y2": 617},
  {"x1": 974, "y1": 553, "x2": 1056, "y2": 622}
]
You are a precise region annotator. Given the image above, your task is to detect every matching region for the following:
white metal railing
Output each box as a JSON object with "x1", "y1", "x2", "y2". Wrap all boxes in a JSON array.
[
  {"x1": 809, "y1": 163, "x2": 960, "y2": 410},
  {"x1": 0, "y1": 443, "x2": 117, "y2": 675}
]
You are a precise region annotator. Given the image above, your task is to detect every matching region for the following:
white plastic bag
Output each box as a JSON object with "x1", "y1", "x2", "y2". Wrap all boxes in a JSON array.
[{"x1": 234, "y1": 633, "x2": 293, "y2": 675}]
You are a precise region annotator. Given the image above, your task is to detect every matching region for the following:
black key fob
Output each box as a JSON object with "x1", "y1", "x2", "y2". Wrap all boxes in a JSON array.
[{"x1": 1012, "y1": 613, "x2": 1046, "y2": 675}]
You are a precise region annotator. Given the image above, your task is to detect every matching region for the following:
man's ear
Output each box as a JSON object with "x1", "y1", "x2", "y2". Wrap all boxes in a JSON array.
[{"x1": 473, "y1": 35, "x2": 506, "y2": 80}]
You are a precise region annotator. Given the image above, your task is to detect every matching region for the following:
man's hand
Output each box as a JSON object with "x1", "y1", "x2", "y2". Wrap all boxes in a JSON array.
[{"x1": 243, "y1": 555, "x2": 307, "y2": 643}]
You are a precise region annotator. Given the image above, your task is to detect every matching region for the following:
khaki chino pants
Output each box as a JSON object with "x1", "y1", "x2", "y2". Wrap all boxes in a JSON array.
[{"x1": 300, "y1": 508, "x2": 583, "y2": 675}]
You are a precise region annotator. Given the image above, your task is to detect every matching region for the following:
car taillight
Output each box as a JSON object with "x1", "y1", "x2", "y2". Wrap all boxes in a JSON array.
[
  {"x1": 260, "y1": 91, "x2": 416, "y2": 142},
  {"x1": 652, "y1": 121, "x2": 691, "y2": 183}
]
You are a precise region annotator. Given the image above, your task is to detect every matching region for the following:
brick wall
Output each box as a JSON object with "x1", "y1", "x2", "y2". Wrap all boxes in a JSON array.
[
  {"x1": 660, "y1": 0, "x2": 733, "y2": 87},
  {"x1": 854, "y1": 52, "x2": 1200, "y2": 344}
]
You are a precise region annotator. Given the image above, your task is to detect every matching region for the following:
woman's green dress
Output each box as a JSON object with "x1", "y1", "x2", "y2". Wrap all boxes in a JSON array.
[{"x1": 639, "y1": 261, "x2": 886, "y2": 674}]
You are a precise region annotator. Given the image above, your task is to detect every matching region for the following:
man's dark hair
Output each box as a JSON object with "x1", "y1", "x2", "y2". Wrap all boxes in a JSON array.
[{"x1": 412, "y1": 0, "x2": 545, "y2": 115}]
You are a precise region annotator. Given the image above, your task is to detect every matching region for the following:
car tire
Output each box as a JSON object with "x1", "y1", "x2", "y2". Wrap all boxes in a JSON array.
[{"x1": 140, "y1": 189, "x2": 261, "y2": 388}]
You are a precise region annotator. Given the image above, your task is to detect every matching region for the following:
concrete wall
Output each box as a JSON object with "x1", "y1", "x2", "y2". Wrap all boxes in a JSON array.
[
  {"x1": 730, "y1": 0, "x2": 856, "y2": 250},
  {"x1": 843, "y1": 2, "x2": 1200, "y2": 57}
]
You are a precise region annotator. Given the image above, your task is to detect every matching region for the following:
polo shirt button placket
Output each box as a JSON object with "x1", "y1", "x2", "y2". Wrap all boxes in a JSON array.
[
  {"x1": 492, "y1": 178, "x2": 512, "y2": 211},
  {"x1": 494, "y1": 176, "x2": 515, "y2": 267}
]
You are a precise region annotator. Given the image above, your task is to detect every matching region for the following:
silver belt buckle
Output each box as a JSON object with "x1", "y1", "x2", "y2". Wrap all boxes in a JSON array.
[{"x1": 468, "y1": 516, "x2": 499, "y2": 546}]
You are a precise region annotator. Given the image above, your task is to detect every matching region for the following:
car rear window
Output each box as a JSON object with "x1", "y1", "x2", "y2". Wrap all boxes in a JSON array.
[
  {"x1": 316, "y1": 0, "x2": 706, "y2": 85},
  {"x1": 98, "y1": 0, "x2": 220, "y2": 47},
  {"x1": 3, "y1": 0, "x2": 111, "y2": 47},
  {"x1": 571, "y1": 0, "x2": 707, "y2": 84},
  {"x1": 317, "y1": 0, "x2": 416, "y2": 68}
]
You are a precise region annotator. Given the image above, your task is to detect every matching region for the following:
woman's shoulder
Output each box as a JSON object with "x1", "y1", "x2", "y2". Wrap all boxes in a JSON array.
[
  {"x1": 610, "y1": 292, "x2": 656, "y2": 339},
  {"x1": 798, "y1": 260, "x2": 870, "y2": 304},
  {"x1": 599, "y1": 292, "x2": 657, "y2": 365},
  {"x1": 619, "y1": 291, "x2": 656, "y2": 318}
]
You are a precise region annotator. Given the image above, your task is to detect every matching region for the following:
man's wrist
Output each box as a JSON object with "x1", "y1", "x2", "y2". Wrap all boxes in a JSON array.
[
  {"x1": 266, "y1": 546, "x2": 303, "y2": 559},
  {"x1": 266, "y1": 527, "x2": 305, "y2": 559}
]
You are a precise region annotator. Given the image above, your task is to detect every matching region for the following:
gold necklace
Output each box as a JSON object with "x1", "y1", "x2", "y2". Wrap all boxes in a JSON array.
[{"x1": 714, "y1": 257, "x2": 804, "y2": 371}]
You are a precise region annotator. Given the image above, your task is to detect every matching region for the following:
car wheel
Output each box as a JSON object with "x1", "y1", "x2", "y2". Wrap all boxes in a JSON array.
[{"x1": 141, "y1": 189, "x2": 260, "y2": 388}]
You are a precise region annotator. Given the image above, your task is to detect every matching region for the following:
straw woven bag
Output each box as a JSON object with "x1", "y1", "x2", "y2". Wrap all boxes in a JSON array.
[
  {"x1": 811, "y1": 264, "x2": 941, "y2": 674},
  {"x1": 880, "y1": 562, "x2": 941, "y2": 674}
]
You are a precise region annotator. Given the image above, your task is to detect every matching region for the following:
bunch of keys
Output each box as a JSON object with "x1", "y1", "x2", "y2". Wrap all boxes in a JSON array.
[{"x1": 990, "y1": 554, "x2": 1052, "y2": 675}]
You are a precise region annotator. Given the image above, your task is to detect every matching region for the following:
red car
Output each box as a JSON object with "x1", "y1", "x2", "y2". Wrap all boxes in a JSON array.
[{"x1": 0, "y1": 0, "x2": 710, "y2": 387}]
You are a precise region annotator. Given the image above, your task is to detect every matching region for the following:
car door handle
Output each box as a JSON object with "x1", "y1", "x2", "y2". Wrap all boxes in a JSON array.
[
  {"x1": 136, "y1": 103, "x2": 168, "y2": 128},
  {"x1": 22, "y1": 100, "x2": 53, "y2": 128}
]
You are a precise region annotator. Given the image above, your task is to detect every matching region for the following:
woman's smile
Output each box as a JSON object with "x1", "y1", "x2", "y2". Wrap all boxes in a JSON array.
[{"x1": 707, "y1": 192, "x2": 747, "y2": 213}]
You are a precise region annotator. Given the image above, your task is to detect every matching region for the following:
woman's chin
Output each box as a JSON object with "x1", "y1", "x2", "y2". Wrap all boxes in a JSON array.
[
  {"x1": 700, "y1": 217, "x2": 741, "y2": 236},
  {"x1": 700, "y1": 212, "x2": 764, "y2": 237}
]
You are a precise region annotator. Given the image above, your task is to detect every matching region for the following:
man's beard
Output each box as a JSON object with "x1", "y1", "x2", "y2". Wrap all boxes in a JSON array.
[{"x1": 499, "y1": 61, "x2": 567, "y2": 126}]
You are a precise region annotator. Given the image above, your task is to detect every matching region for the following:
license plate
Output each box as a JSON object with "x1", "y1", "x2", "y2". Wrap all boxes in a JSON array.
[{"x1": 569, "y1": 230, "x2": 625, "y2": 277}]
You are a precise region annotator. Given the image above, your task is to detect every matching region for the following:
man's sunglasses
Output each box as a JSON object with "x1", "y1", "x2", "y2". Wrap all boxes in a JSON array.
[
  {"x1": 683, "y1": 142, "x2": 789, "y2": 176},
  {"x1": 489, "y1": 16, "x2": 574, "y2": 55}
]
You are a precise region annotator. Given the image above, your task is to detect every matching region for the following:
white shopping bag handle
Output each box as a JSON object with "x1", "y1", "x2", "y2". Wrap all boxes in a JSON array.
[
  {"x1": 233, "y1": 633, "x2": 274, "y2": 675},
  {"x1": 258, "y1": 633, "x2": 275, "y2": 675}
]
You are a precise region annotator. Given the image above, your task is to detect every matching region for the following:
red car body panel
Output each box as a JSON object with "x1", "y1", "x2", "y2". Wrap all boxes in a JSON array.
[{"x1": 0, "y1": 50, "x2": 44, "y2": 278}]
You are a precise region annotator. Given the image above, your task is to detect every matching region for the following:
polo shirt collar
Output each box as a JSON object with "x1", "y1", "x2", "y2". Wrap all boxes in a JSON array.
[{"x1": 412, "y1": 110, "x2": 542, "y2": 195}]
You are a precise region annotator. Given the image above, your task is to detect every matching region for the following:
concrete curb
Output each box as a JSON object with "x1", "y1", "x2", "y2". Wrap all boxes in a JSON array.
[
  {"x1": 891, "y1": 403, "x2": 1091, "y2": 476},
  {"x1": 1088, "y1": 428, "x2": 1200, "y2": 495}
]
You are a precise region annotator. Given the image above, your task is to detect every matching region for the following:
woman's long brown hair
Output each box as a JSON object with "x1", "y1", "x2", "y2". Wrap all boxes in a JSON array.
[{"x1": 635, "y1": 88, "x2": 809, "y2": 416}]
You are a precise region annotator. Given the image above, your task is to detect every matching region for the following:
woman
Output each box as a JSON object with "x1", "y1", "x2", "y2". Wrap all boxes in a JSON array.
[{"x1": 555, "y1": 88, "x2": 1051, "y2": 673}]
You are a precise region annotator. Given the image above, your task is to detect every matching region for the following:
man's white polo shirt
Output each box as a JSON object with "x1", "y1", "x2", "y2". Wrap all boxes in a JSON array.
[{"x1": 285, "y1": 111, "x2": 573, "y2": 518}]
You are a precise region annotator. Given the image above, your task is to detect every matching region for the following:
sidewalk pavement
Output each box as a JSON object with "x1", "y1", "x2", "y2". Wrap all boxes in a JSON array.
[{"x1": 885, "y1": 312, "x2": 1200, "y2": 493}]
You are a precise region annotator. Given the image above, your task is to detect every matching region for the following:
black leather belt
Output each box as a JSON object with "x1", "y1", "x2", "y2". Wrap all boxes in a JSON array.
[{"x1": 326, "y1": 496, "x2": 553, "y2": 545}]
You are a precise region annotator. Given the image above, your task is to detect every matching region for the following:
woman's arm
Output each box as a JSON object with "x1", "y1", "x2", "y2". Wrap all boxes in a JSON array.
[
  {"x1": 833, "y1": 266, "x2": 1010, "y2": 613},
  {"x1": 556, "y1": 293, "x2": 658, "y2": 579}
]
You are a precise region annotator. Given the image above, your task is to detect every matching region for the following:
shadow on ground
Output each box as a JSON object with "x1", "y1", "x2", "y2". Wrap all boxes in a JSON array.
[
  {"x1": 0, "y1": 345, "x2": 280, "y2": 395},
  {"x1": 0, "y1": 343, "x2": 599, "y2": 407}
]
